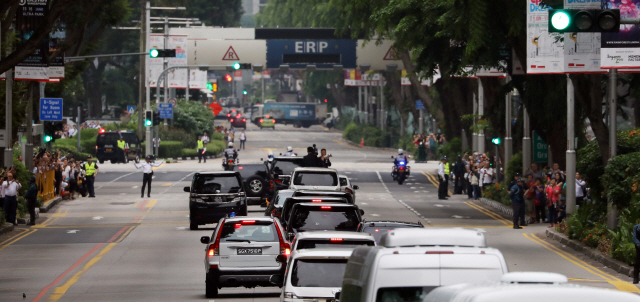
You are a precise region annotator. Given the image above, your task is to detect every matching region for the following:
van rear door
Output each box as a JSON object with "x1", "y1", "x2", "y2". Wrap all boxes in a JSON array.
[{"x1": 439, "y1": 253, "x2": 505, "y2": 285}]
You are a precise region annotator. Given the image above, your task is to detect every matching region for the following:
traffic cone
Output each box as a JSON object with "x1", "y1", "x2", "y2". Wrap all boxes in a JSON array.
[{"x1": 360, "y1": 137, "x2": 365, "y2": 147}]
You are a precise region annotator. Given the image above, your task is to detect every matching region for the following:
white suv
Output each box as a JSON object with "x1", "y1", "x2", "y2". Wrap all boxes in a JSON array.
[
  {"x1": 289, "y1": 167, "x2": 341, "y2": 192},
  {"x1": 200, "y1": 216, "x2": 291, "y2": 298}
]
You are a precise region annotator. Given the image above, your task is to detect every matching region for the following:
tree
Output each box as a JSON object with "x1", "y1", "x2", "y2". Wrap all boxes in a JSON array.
[{"x1": 157, "y1": 0, "x2": 243, "y2": 27}]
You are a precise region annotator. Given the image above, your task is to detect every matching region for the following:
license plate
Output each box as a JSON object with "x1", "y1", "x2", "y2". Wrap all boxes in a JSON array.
[
  {"x1": 106, "y1": 148, "x2": 112, "y2": 152},
  {"x1": 237, "y1": 248, "x2": 262, "y2": 255}
]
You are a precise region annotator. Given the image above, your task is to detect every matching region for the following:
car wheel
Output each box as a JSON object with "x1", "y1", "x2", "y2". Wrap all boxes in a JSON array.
[
  {"x1": 205, "y1": 274, "x2": 218, "y2": 298},
  {"x1": 246, "y1": 176, "x2": 266, "y2": 197},
  {"x1": 110, "y1": 159, "x2": 117, "y2": 164},
  {"x1": 190, "y1": 220, "x2": 198, "y2": 230}
]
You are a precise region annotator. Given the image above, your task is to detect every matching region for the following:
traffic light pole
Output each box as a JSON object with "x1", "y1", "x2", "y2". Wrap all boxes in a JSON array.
[
  {"x1": 145, "y1": 1, "x2": 152, "y2": 157},
  {"x1": 607, "y1": 69, "x2": 618, "y2": 229},
  {"x1": 504, "y1": 76, "x2": 513, "y2": 175},
  {"x1": 566, "y1": 75, "x2": 577, "y2": 215},
  {"x1": 4, "y1": 69, "x2": 13, "y2": 168}
]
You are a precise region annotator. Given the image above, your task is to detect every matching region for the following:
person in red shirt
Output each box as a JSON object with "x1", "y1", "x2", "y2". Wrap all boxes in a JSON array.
[
  {"x1": 525, "y1": 175, "x2": 537, "y2": 223},
  {"x1": 546, "y1": 178, "x2": 558, "y2": 228}
]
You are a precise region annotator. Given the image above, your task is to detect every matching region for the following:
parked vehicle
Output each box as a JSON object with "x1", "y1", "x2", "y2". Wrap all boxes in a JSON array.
[
  {"x1": 200, "y1": 216, "x2": 290, "y2": 298},
  {"x1": 96, "y1": 131, "x2": 142, "y2": 164},
  {"x1": 185, "y1": 172, "x2": 247, "y2": 230}
]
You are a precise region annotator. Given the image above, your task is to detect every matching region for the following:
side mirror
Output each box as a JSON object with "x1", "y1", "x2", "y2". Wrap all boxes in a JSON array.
[
  {"x1": 269, "y1": 274, "x2": 283, "y2": 286},
  {"x1": 200, "y1": 236, "x2": 210, "y2": 244},
  {"x1": 359, "y1": 209, "x2": 365, "y2": 216},
  {"x1": 275, "y1": 255, "x2": 287, "y2": 263},
  {"x1": 183, "y1": 186, "x2": 190, "y2": 192},
  {"x1": 353, "y1": 185, "x2": 359, "y2": 190}
]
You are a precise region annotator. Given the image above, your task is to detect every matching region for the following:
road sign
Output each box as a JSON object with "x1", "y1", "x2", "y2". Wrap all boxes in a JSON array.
[
  {"x1": 383, "y1": 46, "x2": 397, "y2": 60},
  {"x1": 266, "y1": 39, "x2": 357, "y2": 69},
  {"x1": 127, "y1": 106, "x2": 136, "y2": 114},
  {"x1": 416, "y1": 100, "x2": 426, "y2": 110},
  {"x1": 209, "y1": 101, "x2": 223, "y2": 116},
  {"x1": 40, "y1": 98, "x2": 63, "y2": 121},
  {"x1": 222, "y1": 46, "x2": 240, "y2": 60},
  {"x1": 158, "y1": 103, "x2": 173, "y2": 119},
  {"x1": 168, "y1": 98, "x2": 177, "y2": 107},
  {"x1": 533, "y1": 131, "x2": 548, "y2": 163}
]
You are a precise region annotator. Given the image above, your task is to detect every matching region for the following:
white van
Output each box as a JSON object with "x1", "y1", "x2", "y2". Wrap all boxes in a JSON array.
[
  {"x1": 379, "y1": 228, "x2": 486, "y2": 248},
  {"x1": 499, "y1": 271, "x2": 568, "y2": 285},
  {"x1": 276, "y1": 248, "x2": 352, "y2": 302},
  {"x1": 289, "y1": 168, "x2": 341, "y2": 192},
  {"x1": 423, "y1": 282, "x2": 640, "y2": 302},
  {"x1": 339, "y1": 246, "x2": 508, "y2": 302}
]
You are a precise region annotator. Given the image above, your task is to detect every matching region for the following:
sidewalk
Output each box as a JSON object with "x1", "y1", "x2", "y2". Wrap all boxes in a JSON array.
[{"x1": 0, "y1": 222, "x2": 14, "y2": 236}]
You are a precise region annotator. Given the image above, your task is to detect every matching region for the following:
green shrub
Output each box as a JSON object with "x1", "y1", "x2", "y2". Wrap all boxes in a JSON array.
[
  {"x1": 80, "y1": 128, "x2": 99, "y2": 139},
  {"x1": 159, "y1": 127, "x2": 196, "y2": 148},
  {"x1": 342, "y1": 122, "x2": 360, "y2": 142},
  {"x1": 602, "y1": 152, "x2": 640, "y2": 209},
  {"x1": 17, "y1": 196, "x2": 27, "y2": 219},
  {"x1": 211, "y1": 132, "x2": 224, "y2": 141},
  {"x1": 142, "y1": 141, "x2": 183, "y2": 158},
  {"x1": 437, "y1": 137, "x2": 463, "y2": 160},
  {"x1": 182, "y1": 140, "x2": 225, "y2": 158},
  {"x1": 505, "y1": 152, "x2": 523, "y2": 182},
  {"x1": 334, "y1": 116, "x2": 353, "y2": 131},
  {"x1": 171, "y1": 100, "x2": 215, "y2": 136},
  {"x1": 51, "y1": 144, "x2": 91, "y2": 162},
  {"x1": 482, "y1": 183, "x2": 510, "y2": 205}
]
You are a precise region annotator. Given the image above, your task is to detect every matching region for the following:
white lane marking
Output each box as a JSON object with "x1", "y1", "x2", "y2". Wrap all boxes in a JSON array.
[
  {"x1": 92, "y1": 216, "x2": 104, "y2": 220},
  {"x1": 176, "y1": 227, "x2": 187, "y2": 230},
  {"x1": 67, "y1": 230, "x2": 80, "y2": 234},
  {"x1": 160, "y1": 171, "x2": 197, "y2": 195},
  {"x1": 370, "y1": 214, "x2": 380, "y2": 217},
  {"x1": 119, "y1": 193, "x2": 126, "y2": 195},
  {"x1": 96, "y1": 171, "x2": 137, "y2": 189},
  {"x1": 452, "y1": 215, "x2": 470, "y2": 219},
  {"x1": 132, "y1": 186, "x2": 138, "y2": 189},
  {"x1": 360, "y1": 202, "x2": 368, "y2": 205},
  {"x1": 410, "y1": 187, "x2": 417, "y2": 189},
  {"x1": 375, "y1": 171, "x2": 430, "y2": 224}
]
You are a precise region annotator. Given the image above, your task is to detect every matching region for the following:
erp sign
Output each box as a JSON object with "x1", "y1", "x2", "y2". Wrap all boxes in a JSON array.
[
  {"x1": 40, "y1": 98, "x2": 63, "y2": 121},
  {"x1": 266, "y1": 39, "x2": 357, "y2": 69}
]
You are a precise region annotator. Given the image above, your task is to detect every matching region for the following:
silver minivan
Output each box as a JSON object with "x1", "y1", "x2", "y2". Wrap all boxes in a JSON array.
[{"x1": 289, "y1": 167, "x2": 341, "y2": 192}]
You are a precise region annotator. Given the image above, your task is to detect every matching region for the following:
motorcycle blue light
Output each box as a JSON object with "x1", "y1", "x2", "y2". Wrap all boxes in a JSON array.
[{"x1": 399, "y1": 162, "x2": 405, "y2": 165}]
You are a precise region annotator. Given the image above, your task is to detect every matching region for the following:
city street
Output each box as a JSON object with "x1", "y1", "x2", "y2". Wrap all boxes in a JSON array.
[{"x1": 0, "y1": 122, "x2": 638, "y2": 302}]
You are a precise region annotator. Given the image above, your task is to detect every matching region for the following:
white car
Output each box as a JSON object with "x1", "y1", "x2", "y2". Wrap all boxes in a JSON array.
[
  {"x1": 289, "y1": 167, "x2": 341, "y2": 192},
  {"x1": 339, "y1": 175, "x2": 359, "y2": 203},
  {"x1": 291, "y1": 231, "x2": 375, "y2": 252},
  {"x1": 273, "y1": 248, "x2": 353, "y2": 302},
  {"x1": 378, "y1": 228, "x2": 486, "y2": 248}
]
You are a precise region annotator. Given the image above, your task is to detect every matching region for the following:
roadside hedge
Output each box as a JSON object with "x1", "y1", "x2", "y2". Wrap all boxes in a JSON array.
[
  {"x1": 141, "y1": 141, "x2": 184, "y2": 158},
  {"x1": 182, "y1": 140, "x2": 226, "y2": 158}
]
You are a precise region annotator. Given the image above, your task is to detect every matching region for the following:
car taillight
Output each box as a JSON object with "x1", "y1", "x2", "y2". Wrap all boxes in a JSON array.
[
  {"x1": 274, "y1": 179, "x2": 283, "y2": 184},
  {"x1": 227, "y1": 114, "x2": 230, "y2": 117},
  {"x1": 272, "y1": 119, "x2": 276, "y2": 123},
  {"x1": 230, "y1": 119, "x2": 234, "y2": 122},
  {"x1": 239, "y1": 166, "x2": 243, "y2": 169},
  {"x1": 321, "y1": 206, "x2": 332, "y2": 209},
  {"x1": 330, "y1": 238, "x2": 343, "y2": 242},
  {"x1": 266, "y1": 115, "x2": 270, "y2": 118},
  {"x1": 242, "y1": 220, "x2": 256, "y2": 224},
  {"x1": 259, "y1": 119, "x2": 263, "y2": 123},
  {"x1": 374, "y1": 229, "x2": 379, "y2": 232},
  {"x1": 235, "y1": 223, "x2": 242, "y2": 228},
  {"x1": 274, "y1": 221, "x2": 290, "y2": 257},
  {"x1": 243, "y1": 119, "x2": 246, "y2": 122},
  {"x1": 312, "y1": 199, "x2": 322, "y2": 203},
  {"x1": 210, "y1": 219, "x2": 224, "y2": 257},
  {"x1": 285, "y1": 248, "x2": 291, "y2": 256}
]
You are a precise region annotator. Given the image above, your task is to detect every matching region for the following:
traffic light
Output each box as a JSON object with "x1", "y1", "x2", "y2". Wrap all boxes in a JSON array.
[
  {"x1": 224, "y1": 74, "x2": 232, "y2": 82},
  {"x1": 212, "y1": 83, "x2": 218, "y2": 92},
  {"x1": 243, "y1": 90, "x2": 248, "y2": 95},
  {"x1": 491, "y1": 137, "x2": 501, "y2": 145},
  {"x1": 232, "y1": 63, "x2": 252, "y2": 70},
  {"x1": 549, "y1": 9, "x2": 620, "y2": 33},
  {"x1": 43, "y1": 121, "x2": 63, "y2": 143},
  {"x1": 149, "y1": 49, "x2": 177, "y2": 58},
  {"x1": 207, "y1": 82, "x2": 213, "y2": 91},
  {"x1": 145, "y1": 110, "x2": 153, "y2": 126},
  {"x1": 153, "y1": 111, "x2": 161, "y2": 126}
]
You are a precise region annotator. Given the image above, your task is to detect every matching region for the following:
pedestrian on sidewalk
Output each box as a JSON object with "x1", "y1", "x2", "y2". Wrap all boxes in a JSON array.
[
  {"x1": 438, "y1": 156, "x2": 448, "y2": 200},
  {"x1": 632, "y1": 222, "x2": 640, "y2": 284},
  {"x1": 470, "y1": 165, "x2": 480, "y2": 200},
  {"x1": 2, "y1": 173, "x2": 21, "y2": 225},
  {"x1": 546, "y1": 178, "x2": 559, "y2": 228},
  {"x1": 509, "y1": 178, "x2": 525, "y2": 229},
  {"x1": 525, "y1": 175, "x2": 536, "y2": 224},
  {"x1": 24, "y1": 176, "x2": 38, "y2": 225},
  {"x1": 239, "y1": 130, "x2": 246, "y2": 150},
  {"x1": 575, "y1": 172, "x2": 586, "y2": 207},
  {"x1": 134, "y1": 155, "x2": 163, "y2": 198},
  {"x1": 534, "y1": 178, "x2": 546, "y2": 223}
]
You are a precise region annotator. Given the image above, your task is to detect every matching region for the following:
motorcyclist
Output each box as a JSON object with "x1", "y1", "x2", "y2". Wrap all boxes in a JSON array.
[
  {"x1": 267, "y1": 151, "x2": 274, "y2": 162},
  {"x1": 394, "y1": 149, "x2": 408, "y2": 166},
  {"x1": 283, "y1": 146, "x2": 296, "y2": 156},
  {"x1": 223, "y1": 142, "x2": 238, "y2": 169}
]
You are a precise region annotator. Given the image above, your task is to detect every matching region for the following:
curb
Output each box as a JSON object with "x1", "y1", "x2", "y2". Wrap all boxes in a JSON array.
[
  {"x1": 480, "y1": 198, "x2": 513, "y2": 217},
  {"x1": 0, "y1": 223, "x2": 14, "y2": 236},
  {"x1": 39, "y1": 196, "x2": 62, "y2": 213},
  {"x1": 545, "y1": 228, "x2": 633, "y2": 277}
]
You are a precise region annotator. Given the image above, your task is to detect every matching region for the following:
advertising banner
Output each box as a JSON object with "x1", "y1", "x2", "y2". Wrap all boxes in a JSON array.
[
  {"x1": 601, "y1": 1, "x2": 640, "y2": 69},
  {"x1": 149, "y1": 35, "x2": 164, "y2": 88},
  {"x1": 48, "y1": 20, "x2": 66, "y2": 80},
  {"x1": 189, "y1": 69, "x2": 207, "y2": 89},
  {"x1": 563, "y1": 0, "x2": 604, "y2": 73},
  {"x1": 344, "y1": 70, "x2": 387, "y2": 86},
  {"x1": 15, "y1": 0, "x2": 50, "y2": 81},
  {"x1": 526, "y1": 0, "x2": 564, "y2": 74},
  {"x1": 168, "y1": 35, "x2": 188, "y2": 88}
]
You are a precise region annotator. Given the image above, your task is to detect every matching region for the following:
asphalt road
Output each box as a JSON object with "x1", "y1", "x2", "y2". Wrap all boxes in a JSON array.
[{"x1": 1, "y1": 119, "x2": 638, "y2": 301}]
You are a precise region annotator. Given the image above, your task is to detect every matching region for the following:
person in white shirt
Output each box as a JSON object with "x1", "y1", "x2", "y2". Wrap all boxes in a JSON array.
[
  {"x1": 134, "y1": 155, "x2": 163, "y2": 198},
  {"x1": 438, "y1": 156, "x2": 448, "y2": 200},
  {"x1": 482, "y1": 163, "x2": 495, "y2": 190},
  {"x1": 68, "y1": 125, "x2": 78, "y2": 137},
  {"x1": 575, "y1": 172, "x2": 586, "y2": 207},
  {"x1": 202, "y1": 132, "x2": 210, "y2": 144},
  {"x1": 2, "y1": 173, "x2": 22, "y2": 225},
  {"x1": 239, "y1": 130, "x2": 246, "y2": 150}
]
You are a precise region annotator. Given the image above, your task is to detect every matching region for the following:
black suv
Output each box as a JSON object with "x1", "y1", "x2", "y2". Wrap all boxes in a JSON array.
[
  {"x1": 279, "y1": 196, "x2": 349, "y2": 228},
  {"x1": 96, "y1": 131, "x2": 142, "y2": 164},
  {"x1": 285, "y1": 203, "x2": 364, "y2": 240},
  {"x1": 185, "y1": 172, "x2": 247, "y2": 230},
  {"x1": 268, "y1": 156, "x2": 304, "y2": 188},
  {"x1": 232, "y1": 163, "x2": 274, "y2": 205},
  {"x1": 356, "y1": 220, "x2": 424, "y2": 242}
]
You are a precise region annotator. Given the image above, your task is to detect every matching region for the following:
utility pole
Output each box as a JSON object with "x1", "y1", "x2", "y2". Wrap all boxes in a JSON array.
[
  {"x1": 77, "y1": 106, "x2": 82, "y2": 152},
  {"x1": 472, "y1": 92, "x2": 477, "y2": 152},
  {"x1": 163, "y1": 16, "x2": 169, "y2": 128},
  {"x1": 504, "y1": 76, "x2": 513, "y2": 171},
  {"x1": 137, "y1": 0, "x2": 145, "y2": 141},
  {"x1": 566, "y1": 75, "x2": 577, "y2": 215},
  {"x1": 3, "y1": 69, "x2": 13, "y2": 167},
  {"x1": 145, "y1": 1, "x2": 152, "y2": 156},
  {"x1": 357, "y1": 86, "x2": 361, "y2": 123},
  {"x1": 522, "y1": 104, "x2": 532, "y2": 175},
  {"x1": 607, "y1": 69, "x2": 618, "y2": 228},
  {"x1": 364, "y1": 85, "x2": 369, "y2": 124},
  {"x1": 477, "y1": 78, "x2": 485, "y2": 155}
]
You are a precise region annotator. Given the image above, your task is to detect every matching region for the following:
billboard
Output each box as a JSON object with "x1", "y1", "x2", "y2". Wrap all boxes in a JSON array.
[
  {"x1": 526, "y1": 0, "x2": 564, "y2": 74},
  {"x1": 15, "y1": 0, "x2": 50, "y2": 81},
  {"x1": 601, "y1": 0, "x2": 640, "y2": 69}
]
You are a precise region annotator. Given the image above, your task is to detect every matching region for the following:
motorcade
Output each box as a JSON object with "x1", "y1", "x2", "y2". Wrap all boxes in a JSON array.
[
  {"x1": 391, "y1": 155, "x2": 411, "y2": 185},
  {"x1": 290, "y1": 231, "x2": 375, "y2": 252},
  {"x1": 185, "y1": 172, "x2": 247, "y2": 230},
  {"x1": 280, "y1": 196, "x2": 349, "y2": 228},
  {"x1": 272, "y1": 249, "x2": 352, "y2": 302},
  {"x1": 356, "y1": 220, "x2": 424, "y2": 242},
  {"x1": 289, "y1": 167, "x2": 341, "y2": 192},
  {"x1": 339, "y1": 245, "x2": 508, "y2": 302},
  {"x1": 265, "y1": 189, "x2": 296, "y2": 218},
  {"x1": 232, "y1": 163, "x2": 274, "y2": 205},
  {"x1": 269, "y1": 157, "x2": 305, "y2": 188},
  {"x1": 200, "y1": 216, "x2": 290, "y2": 298},
  {"x1": 96, "y1": 130, "x2": 142, "y2": 164},
  {"x1": 285, "y1": 202, "x2": 364, "y2": 241},
  {"x1": 378, "y1": 228, "x2": 487, "y2": 248},
  {"x1": 339, "y1": 175, "x2": 359, "y2": 203}
]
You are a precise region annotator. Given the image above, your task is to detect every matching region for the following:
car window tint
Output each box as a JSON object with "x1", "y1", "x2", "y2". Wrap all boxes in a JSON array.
[
  {"x1": 291, "y1": 259, "x2": 348, "y2": 287},
  {"x1": 375, "y1": 287, "x2": 437, "y2": 302},
  {"x1": 275, "y1": 191, "x2": 295, "y2": 206},
  {"x1": 339, "y1": 177, "x2": 348, "y2": 186},
  {"x1": 293, "y1": 172, "x2": 337, "y2": 186},
  {"x1": 296, "y1": 239, "x2": 374, "y2": 250},
  {"x1": 97, "y1": 133, "x2": 120, "y2": 145},
  {"x1": 272, "y1": 161, "x2": 302, "y2": 175},
  {"x1": 220, "y1": 221, "x2": 277, "y2": 242},
  {"x1": 290, "y1": 207, "x2": 359, "y2": 232},
  {"x1": 362, "y1": 227, "x2": 397, "y2": 242},
  {"x1": 193, "y1": 175, "x2": 242, "y2": 194},
  {"x1": 236, "y1": 165, "x2": 265, "y2": 178}
]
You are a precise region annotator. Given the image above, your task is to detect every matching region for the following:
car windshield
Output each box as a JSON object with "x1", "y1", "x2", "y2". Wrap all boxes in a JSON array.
[
  {"x1": 296, "y1": 239, "x2": 374, "y2": 250},
  {"x1": 97, "y1": 133, "x2": 120, "y2": 145},
  {"x1": 219, "y1": 221, "x2": 277, "y2": 242},
  {"x1": 375, "y1": 287, "x2": 438, "y2": 302},
  {"x1": 293, "y1": 172, "x2": 338, "y2": 186},
  {"x1": 291, "y1": 259, "x2": 348, "y2": 287},
  {"x1": 192, "y1": 175, "x2": 242, "y2": 194},
  {"x1": 290, "y1": 207, "x2": 359, "y2": 232},
  {"x1": 272, "y1": 161, "x2": 303, "y2": 175}
]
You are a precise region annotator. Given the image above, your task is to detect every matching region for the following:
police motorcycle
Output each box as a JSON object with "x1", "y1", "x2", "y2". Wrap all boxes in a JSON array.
[
  {"x1": 222, "y1": 142, "x2": 239, "y2": 171},
  {"x1": 391, "y1": 149, "x2": 411, "y2": 185}
]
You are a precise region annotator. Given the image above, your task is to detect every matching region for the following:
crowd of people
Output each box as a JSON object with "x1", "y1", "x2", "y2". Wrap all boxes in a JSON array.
[
  {"x1": 32, "y1": 149, "x2": 85, "y2": 201},
  {"x1": 414, "y1": 133, "x2": 446, "y2": 160}
]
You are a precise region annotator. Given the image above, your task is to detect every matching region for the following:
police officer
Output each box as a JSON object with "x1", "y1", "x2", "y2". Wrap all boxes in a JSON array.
[
  {"x1": 438, "y1": 156, "x2": 448, "y2": 200},
  {"x1": 444, "y1": 157, "x2": 451, "y2": 197},
  {"x1": 117, "y1": 137, "x2": 128, "y2": 163},
  {"x1": 134, "y1": 155, "x2": 163, "y2": 198},
  {"x1": 283, "y1": 146, "x2": 295, "y2": 156},
  {"x1": 197, "y1": 136, "x2": 206, "y2": 163},
  {"x1": 82, "y1": 155, "x2": 98, "y2": 198},
  {"x1": 223, "y1": 142, "x2": 238, "y2": 170},
  {"x1": 394, "y1": 149, "x2": 407, "y2": 166}
]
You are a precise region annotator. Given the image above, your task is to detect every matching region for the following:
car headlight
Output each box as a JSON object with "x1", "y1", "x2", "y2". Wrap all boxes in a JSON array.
[
  {"x1": 284, "y1": 292, "x2": 297, "y2": 299},
  {"x1": 191, "y1": 198, "x2": 206, "y2": 203}
]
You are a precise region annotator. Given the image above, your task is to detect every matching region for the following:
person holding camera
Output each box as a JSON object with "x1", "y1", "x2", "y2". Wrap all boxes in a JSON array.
[
  {"x1": 320, "y1": 148, "x2": 332, "y2": 168},
  {"x1": 2, "y1": 172, "x2": 22, "y2": 225}
]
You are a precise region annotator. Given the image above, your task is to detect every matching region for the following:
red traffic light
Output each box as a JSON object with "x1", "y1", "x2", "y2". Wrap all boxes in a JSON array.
[
  {"x1": 324, "y1": 99, "x2": 328, "y2": 103},
  {"x1": 224, "y1": 74, "x2": 232, "y2": 82}
]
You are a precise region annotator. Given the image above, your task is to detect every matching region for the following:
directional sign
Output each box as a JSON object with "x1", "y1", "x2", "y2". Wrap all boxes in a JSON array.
[
  {"x1": 158, "y1": 103, "x2": 173, "y2": 119},
  {"x1": 266, "y1": 39, "x2": 357, "y2": 69},
  {"x1": 533, "y1": 131, "x2": 549, "y2": 163},
  {"x1": 416, "y1": 100, "x2": 426, "y2": 110},
  {"x1": 127, "y1": 106, "x2": 136, "y2": 114},
  {"x1": 40, "y1": 98, "x2": 63, "y2": 121}
]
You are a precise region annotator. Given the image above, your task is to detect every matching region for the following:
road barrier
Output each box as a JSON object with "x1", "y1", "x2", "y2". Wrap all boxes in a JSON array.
[{"x1": 36, "y1": 170, "x2": 56, "y2": 200}]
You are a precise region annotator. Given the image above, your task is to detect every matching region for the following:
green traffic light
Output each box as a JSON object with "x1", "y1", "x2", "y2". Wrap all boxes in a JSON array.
[
  {"x1": 150, "y1": 49, "x2": 160, "y2": 58},
  {"x1": 243, "y1": 90, "x2": 247, "y2": 95},
  {"x1": 551, "y1": 11, "x2": 570, "y2": 30},
  {"x1": 145, "y1": 120, "x2": 152, "y2": 127},
  {"x1": 207, "y1": 82, "x2": 213, "y2": 90},
  {"x1": 233, "y1": 62, "x2": 240, "y2": 70},
  {"x1": 44, "y1": 135, "x2": 52, "y2": 142},
  {"x1": 492, "y1": 138, "x2": 501, "y2": 145}
]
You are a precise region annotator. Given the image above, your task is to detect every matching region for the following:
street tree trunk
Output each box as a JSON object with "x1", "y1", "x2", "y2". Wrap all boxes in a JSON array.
[{"x1": 399, "y1": 50, "x2": 445, "y2": 126}]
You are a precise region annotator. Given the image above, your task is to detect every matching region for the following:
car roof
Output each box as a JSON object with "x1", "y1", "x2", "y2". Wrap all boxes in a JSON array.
[
  {"x1": 295, "y1": 231, "x2": 374, "y2": 240},
  {"x1": 294, "y1": 190, "x2": 350, "y2": 197},
  {"x1": 277, "y1": 189, "x2": 296, "y2": 194},
  {"x1": 293, "y1": 167, "x2": 338, "y2": 173},
  {"x1": 273, "y1": 156, "x2": 303, "y2": 161},
  {"x1": 360, "y1": 220, "x2": 424, "y2": 228},
  {"x1": 293, "y1": 202, "x2": 357, "y2": 208},
  {"x1": 378, "y1": 228, "x2": 486, "y2": 248},
  {"x1": 195, "y1": 171, "x2": 239, "y2": 176},
  {"x1": 223, "y1": 216, "x2": 275, "y2": 223},
  {"x1": 499, "y1": 272, "x2": 568, "y2": 284},
  {"x1": 287, "y1": 196, "x2": 347, "y2": 202},
  {"x1": 290, "y1": 248, "x2": 354, "y2": 259}
]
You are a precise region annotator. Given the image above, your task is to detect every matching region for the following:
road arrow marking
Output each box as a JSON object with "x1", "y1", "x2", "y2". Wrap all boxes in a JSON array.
[{"x1": 67, "y1": 230, "x2": 80, "y2": 234}]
